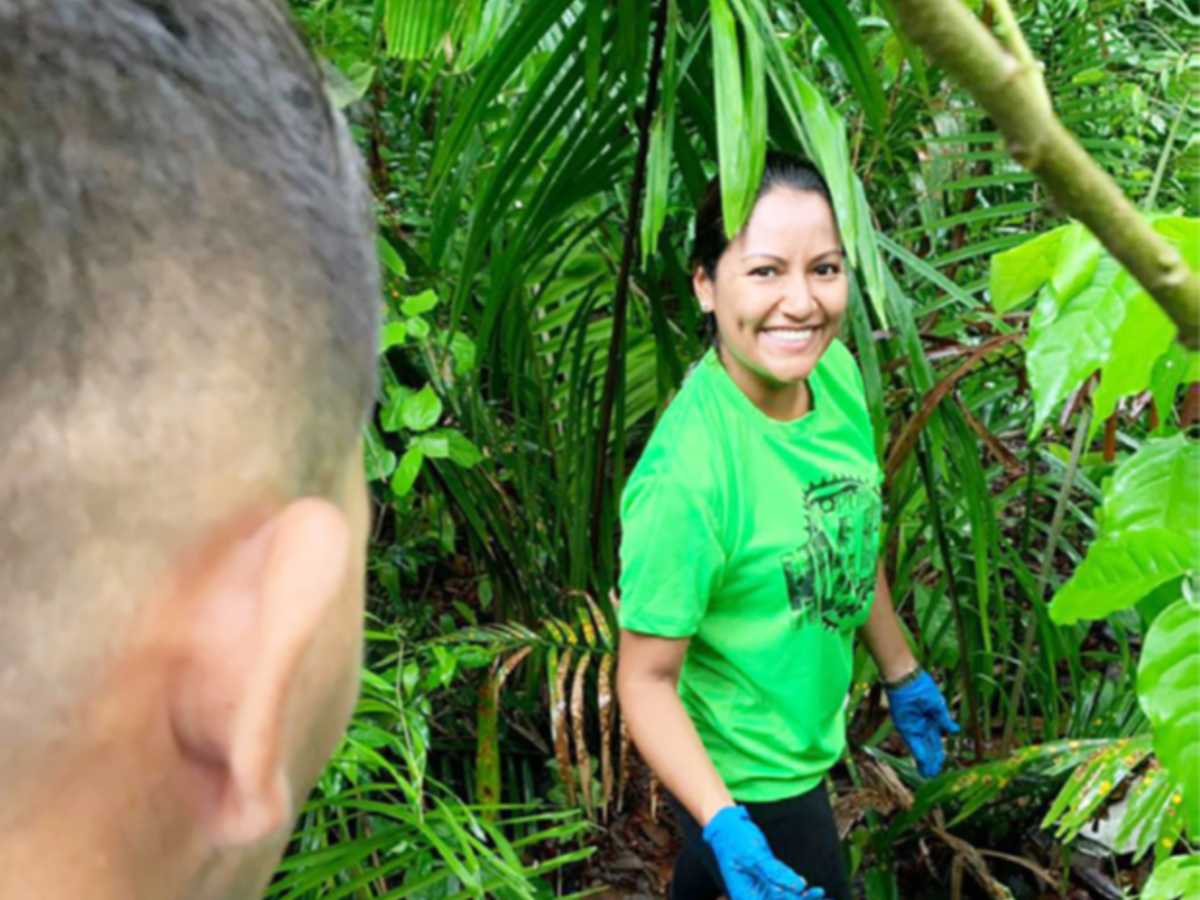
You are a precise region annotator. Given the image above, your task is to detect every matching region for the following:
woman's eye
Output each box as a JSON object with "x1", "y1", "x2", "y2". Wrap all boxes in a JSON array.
[
  {"x1": 814, "y1": 263, "x2": 842, "y2": 277},
  {"x1": 749, "y1": 266, "x2": 777, "y2": 277}
]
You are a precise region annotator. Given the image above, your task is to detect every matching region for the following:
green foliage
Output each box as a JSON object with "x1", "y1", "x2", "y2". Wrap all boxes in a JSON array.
[
  {"x1": 284, "y1": 0, "x2": 1199, "y2": 894},
  {"x1": 1049, "y1": 434, "x2": 1200, "y2": 624},
  {"x1": 1138, "y1": 597, "x2": 1200, "y2": 838},
  {"x1": 272, "y1": 655, "x2": 592, "y2": 898},
  {"x1": 1142, "y1": 854, "x2": 1200, "y2": 900},
  {"x1": 990, "y1": 217, "x2": 1199, "y2": 434}
]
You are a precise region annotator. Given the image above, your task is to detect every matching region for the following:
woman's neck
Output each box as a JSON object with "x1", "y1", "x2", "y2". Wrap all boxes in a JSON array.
[{"x1": 717, "y1": 344, "x2": 811, "y2": 422}]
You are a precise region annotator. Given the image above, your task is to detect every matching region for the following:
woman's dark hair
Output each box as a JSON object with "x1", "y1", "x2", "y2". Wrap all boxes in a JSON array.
[{"x1": 691, "y1": 152, "x2": 837, "y2": 278}]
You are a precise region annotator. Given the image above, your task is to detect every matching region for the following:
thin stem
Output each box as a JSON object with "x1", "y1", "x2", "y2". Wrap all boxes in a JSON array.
[{"x1": 1143, "y1": 101, "x2": 1186, "y2": 211}]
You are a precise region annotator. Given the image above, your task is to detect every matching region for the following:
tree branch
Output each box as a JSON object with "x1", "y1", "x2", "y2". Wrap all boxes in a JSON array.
[{"x1": 890, "y1": 0, "x2": 1200, "y2": 348}]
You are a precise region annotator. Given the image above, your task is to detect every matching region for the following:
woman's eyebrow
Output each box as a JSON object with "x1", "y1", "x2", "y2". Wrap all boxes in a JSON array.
[{"x1": 741, "y1": 248, "x2": 845, "y2": 262}]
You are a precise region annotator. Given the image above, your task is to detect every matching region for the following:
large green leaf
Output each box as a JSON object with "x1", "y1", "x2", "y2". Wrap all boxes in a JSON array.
[
  {"x1": 1138, "y1": 597, "x2": 1200, "y2": 838},
  {"x1": 1151, "y1": 344, "x2": 1200, "y2": 425},
  {"x1": 401, "y1": 386, "x2": 444, "y2": 432},
  {"x1": 1048, "y1": 222, "x2": 1102, "y2": 302},
  {"x1": 1026, "y1": 254, "x2": 1136, "y2": 433},
  {"x1": 1050, "y1": 434, "x2": 1200, "y2": 624},
  {"x1": 997, "y1": 217, "x2": 1199, "y2": 432},
  {"x1": 989, "y1": 224, "x2": 1067, "y2": 312},
  {"x1": 1142, "y1": 854, "x2": 1200, "y2": 900},
  {"x1": 1091, "y1": 289, "x2": 1177, "y2": 431}
]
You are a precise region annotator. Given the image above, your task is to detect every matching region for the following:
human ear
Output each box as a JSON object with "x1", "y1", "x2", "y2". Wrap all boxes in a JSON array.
[
  {"x1": 166, "y1": 498, "x2": 352, "y2": 847},
  {"x1": 693, "y1": 265, "x2": 716, "y2": 313}
]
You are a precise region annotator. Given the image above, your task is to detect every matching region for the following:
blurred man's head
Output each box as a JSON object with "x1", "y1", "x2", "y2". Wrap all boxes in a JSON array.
[{"x1": 0, "y1": 1, "x2": 378, "y2": 896}]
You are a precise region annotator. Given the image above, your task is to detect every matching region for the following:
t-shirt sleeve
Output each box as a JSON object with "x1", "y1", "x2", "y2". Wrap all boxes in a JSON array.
[{"x1": 617, "y1": 474, "x2": 725, "y2": 638}]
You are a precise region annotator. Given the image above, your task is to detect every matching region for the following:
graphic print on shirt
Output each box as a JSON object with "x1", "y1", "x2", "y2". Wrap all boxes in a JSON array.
[{"x1": 781, "y1": 476, "x2": 882, "y2": 632}]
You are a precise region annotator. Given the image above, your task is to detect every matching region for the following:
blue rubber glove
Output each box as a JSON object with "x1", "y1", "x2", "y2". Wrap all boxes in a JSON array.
[
  {"x1": 886, "y1": 669, "x2": 960, "y2": 777},
  {"x1": 702, "y1": 805, "x2": 826, "y2": 899}
]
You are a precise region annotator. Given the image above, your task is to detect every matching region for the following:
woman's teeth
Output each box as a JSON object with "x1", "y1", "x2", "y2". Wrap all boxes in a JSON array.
[{"x1": 763, "y1": 327, "x2": 815, "y2": 344}]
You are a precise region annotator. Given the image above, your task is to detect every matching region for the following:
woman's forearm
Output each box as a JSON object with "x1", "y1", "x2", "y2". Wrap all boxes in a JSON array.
[
  {"x1": 617, "y1": 668, "x2": 733, "y2": 825},
  {"x1": 859, "y1": 563, "x2": 919, "y2": 683}
]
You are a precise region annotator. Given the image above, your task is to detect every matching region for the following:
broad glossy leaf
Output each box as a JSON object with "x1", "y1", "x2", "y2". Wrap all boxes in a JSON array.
[
  {"x1": 1142, "y1": 854, "x2": 1200, "y2": 900},
  {"x1": 401, "y1": 289, "x2": 438, "y2": 317},
  {"x1": 401, "y1": 385, "x2": 443, "y2": 432},
  {"x1": 1026, "y1": 255, "x2": 1136, "y2": 433},
  {"x1": 1138, "y1": 598, "x2": 1200, "y2": 838},
  {"x1": 1091, "y1": 289, "x2": 1176, "y2": 430},
  {"x1": 1151, "y1": 344, "x2": 1200, "y2": 424},
  {"x1": 380, "y1": 385, "x2": 414, "y2": 433},
  {"x1": 989, "y1": 225, "x2": 1067, "y2": 312},
  {"x1": 406, "y1": 316, "x2": 430, "y2": 340},
  {"x1": 1051, "y1": 224, "x2": 1101, "y2": 304},
  {"x1": 390, "y1": 446, "x2": 424, "y2": 496},
  {"x1": 411, "y1": 432, "x2": 451, "y2": 459},
  {"x1": 1050, "y1": 434, "x2": 1200, "y2": 624},
  {"x1": 379, "y1": 321, "x2": 407, "y2": 353}
]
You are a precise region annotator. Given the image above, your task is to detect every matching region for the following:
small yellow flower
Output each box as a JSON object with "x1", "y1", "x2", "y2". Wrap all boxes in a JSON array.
[{"x1": 1172, "y1": 794, "x2": 1182, "y2": 805}]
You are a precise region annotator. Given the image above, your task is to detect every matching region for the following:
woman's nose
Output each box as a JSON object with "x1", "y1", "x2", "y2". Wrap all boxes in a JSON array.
[{"x1": 778, "y1": 276, "x2": 816, "y2": 317}]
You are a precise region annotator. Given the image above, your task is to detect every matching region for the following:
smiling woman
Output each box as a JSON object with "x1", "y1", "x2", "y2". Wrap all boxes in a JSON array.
[
  {"x1": 615, "y1": 154, "x2": 959, "y2": 900},
  {"x1": 691, "y1": 156, "x2": 849, "y2": 421}
]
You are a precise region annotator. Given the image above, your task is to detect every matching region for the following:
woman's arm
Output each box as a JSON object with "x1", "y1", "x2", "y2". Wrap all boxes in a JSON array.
[
  {"x1": 858, "y1": 563, "x2": 919, "y2": 683},
  {"x1": 616, "y1": 629, "x2": 733, "y2": 825},
  {"x1": 860, "y1": 563, "x2": 961, "y2": 777}
]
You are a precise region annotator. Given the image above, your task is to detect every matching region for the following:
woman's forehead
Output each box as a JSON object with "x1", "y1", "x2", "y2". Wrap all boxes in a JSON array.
[{"x1": 736, "y1": 188, "x2": 839, "y2": 255}]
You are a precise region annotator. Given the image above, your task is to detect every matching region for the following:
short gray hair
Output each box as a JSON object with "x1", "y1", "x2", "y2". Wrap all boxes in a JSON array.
[{"x1": 0, "y1": 0, "x2": 379, "y2": 741}]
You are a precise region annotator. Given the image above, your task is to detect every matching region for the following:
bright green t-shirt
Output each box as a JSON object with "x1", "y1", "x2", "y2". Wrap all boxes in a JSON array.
[{"x1": 618, "y1": 340, "x2": 882, "y2": 802}]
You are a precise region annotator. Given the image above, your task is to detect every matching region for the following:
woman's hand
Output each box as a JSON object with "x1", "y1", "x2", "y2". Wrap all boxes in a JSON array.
[
  {"x1": 704, "y1": 806, "x2": 826, "y2": 899},
  {"x1": 885, "y1": 670, "x2": 960, "y2": 777}
]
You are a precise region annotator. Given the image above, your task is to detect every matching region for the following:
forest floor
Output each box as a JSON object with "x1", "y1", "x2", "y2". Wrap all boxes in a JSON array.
[{"x1": 561, "y1": 757, "x2": 1148, "y2": 899}]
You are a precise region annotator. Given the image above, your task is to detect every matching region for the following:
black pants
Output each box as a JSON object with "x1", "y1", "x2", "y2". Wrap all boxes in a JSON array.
[{"x1": 668, "y1": 783, "x2": 851, "y2": 900}]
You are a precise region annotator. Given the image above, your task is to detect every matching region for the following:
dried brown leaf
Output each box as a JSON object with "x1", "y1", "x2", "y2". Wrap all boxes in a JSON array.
[
  {"x1": 552, "y1": 647, "x2": 576, "y2": 806},
  {"x1": 571, "y1": 651, "x2": 594, "y2": 814}
]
